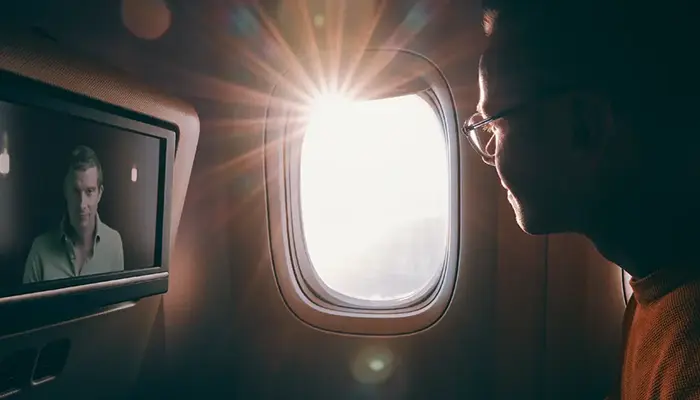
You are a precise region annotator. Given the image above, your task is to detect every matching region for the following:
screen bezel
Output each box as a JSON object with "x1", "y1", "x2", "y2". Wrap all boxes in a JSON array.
[{"x1": 0, "y1": 69, "x2": 175, "y2": 307}]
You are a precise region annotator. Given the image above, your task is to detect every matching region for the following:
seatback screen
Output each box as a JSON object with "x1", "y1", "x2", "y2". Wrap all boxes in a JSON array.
[{"x1": 0, "y1": 99, "x2": 166, "y2": 289}]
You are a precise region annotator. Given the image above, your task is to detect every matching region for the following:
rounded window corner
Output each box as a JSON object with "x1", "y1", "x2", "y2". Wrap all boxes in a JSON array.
[{"x1": 270, "y1": 247, "x2": 458, "y2": 336}]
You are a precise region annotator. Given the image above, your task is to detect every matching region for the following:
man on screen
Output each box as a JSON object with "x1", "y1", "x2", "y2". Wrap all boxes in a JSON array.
[{"x1": 23, "y1": 145, "x2": 124, "y2": 283}]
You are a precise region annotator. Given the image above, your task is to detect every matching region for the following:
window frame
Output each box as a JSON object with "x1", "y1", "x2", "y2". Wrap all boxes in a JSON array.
[{"x1": 264, "y1": 48, "x2": 461, "y2": 335}]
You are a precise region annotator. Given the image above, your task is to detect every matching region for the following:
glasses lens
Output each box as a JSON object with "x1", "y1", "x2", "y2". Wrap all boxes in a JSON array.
[{"x1": 466, "y1": 114, "x2": 496, "y2": 157}]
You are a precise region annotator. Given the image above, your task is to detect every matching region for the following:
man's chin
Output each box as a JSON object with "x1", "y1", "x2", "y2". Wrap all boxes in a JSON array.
[
  {"x1": 514, "y1": 208, "x2": 575, "y2": 236},
  {"x1": 512, "y1": 201, "x2": 565, "y2": 236},
  {"x1": 515, "y1": 216, "x2": 551, "y2": 235},
  {"x1": 71, "y1": 217, "x2": 91, "y2": 230}
]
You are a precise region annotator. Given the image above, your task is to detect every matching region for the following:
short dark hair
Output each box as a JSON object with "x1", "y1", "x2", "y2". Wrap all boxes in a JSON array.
[
  {"x1": 67, "y1": 145, "x2": 103, "y2": 186},
  {"x1": 481, "y1": 1, "x2": 699, "y2": 149}
]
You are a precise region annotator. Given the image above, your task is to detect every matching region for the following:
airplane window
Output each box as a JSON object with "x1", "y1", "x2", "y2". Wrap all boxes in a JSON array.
[{"x1": 299, "y1": 93, "x2": 449, "y2": 303}]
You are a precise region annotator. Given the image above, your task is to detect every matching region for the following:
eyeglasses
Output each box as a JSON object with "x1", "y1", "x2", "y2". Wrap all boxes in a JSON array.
[
  {"x1": 462, "y1": 106, "x2": 519, "y2": 160},
  {"x1": 462, "y1": 89, "x2": 572, "y2": 160}
]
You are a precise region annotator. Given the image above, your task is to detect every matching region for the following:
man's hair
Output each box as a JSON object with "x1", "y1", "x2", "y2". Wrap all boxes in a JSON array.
[
  {"x1": 66, "y1": 145, "x2": 103, "y2": 186},
  {"x1": 481, "y1": 1, "x2": 699, "y2": 150}
]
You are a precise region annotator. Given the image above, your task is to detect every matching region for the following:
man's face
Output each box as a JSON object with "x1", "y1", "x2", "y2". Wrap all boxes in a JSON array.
[
  {"x1": 477, "y1": 57, "x2": 598, "y2": 235},
  {"x1": 64, "y1": 166, "x2": 103, "y2": 232}
]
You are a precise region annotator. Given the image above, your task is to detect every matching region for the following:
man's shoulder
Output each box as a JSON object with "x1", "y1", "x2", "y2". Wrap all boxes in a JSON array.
[
  {"x1": 624, "y1": 282, "x2": 700, "y2": 397},
  {"x1": 653, "y1": 294, "x2": 700, "y2": 397},
  {"x1": 99, "y1": 221, "x2": 121, "y2": 238},
  {"x1": 98, "y1": 221, "x2": 123, "y2": 245},
  {"x1": 30, "y1": 229, "x2": 61, "y2": 252}
]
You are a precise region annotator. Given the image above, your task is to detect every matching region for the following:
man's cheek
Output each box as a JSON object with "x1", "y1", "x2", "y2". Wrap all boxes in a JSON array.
[{"x1": 497, "y1": 144, "x2": 543, "y2": 196}]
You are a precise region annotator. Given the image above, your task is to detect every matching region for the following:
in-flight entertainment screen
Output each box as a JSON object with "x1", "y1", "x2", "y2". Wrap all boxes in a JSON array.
[{"x1": 0, "y1": 98, "x2": 169, "y2": 292}]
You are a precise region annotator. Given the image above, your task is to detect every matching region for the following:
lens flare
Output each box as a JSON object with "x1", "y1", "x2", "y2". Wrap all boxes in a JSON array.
[
  {"x1": 121, "y1": 0, "x2": 172, "y2": 40},
  {"x1": 350, "y1": 346, "x2": 396, "y2": 385}
]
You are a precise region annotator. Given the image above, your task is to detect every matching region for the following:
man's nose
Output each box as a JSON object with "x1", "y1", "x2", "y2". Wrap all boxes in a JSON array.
[{"x1": 80, "y1": 193, "x2": 90, "y2": 209}]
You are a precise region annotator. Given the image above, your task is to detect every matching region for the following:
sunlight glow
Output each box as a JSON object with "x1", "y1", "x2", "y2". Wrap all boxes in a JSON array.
[{"x1": 300, "y1": 93, "x2": 449, "y2": 302}]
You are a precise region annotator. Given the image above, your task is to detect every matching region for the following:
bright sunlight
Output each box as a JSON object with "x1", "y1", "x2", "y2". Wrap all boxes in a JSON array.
[{"x1": 300, "y1": 93, "x2": 450, "y2": 302}]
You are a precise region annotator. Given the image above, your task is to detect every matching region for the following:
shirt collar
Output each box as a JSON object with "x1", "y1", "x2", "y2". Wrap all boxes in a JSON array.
[
  {"x1": 630, "y1": 266, "x2": 700, "y2": 305},
  {"x1": 60, "y1": 214, "x2": 102, "y2": 245}
]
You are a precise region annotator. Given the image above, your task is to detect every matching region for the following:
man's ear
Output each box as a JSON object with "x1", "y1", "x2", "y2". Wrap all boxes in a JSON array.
[
  {"x1": 568, "y1": 91, "x2": 616, "y2": 159},
  {"x1": 98, "y1": 185, "x2": 104, "y2": 202}
]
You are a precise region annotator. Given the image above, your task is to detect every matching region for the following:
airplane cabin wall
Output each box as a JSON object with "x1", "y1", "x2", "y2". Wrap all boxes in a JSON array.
[{"x1": 545, "y1": 233, "x2": 625, "y2": 398}]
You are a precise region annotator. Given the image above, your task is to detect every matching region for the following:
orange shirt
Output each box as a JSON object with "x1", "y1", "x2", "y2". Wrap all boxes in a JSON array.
[{"x1": 611, "y1": 268, "x2": 700, "y2": 399}]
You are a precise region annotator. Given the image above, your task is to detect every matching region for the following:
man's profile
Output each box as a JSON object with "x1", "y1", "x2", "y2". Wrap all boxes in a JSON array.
[
  {"x1": 23, "y1": 145, "x2": 124, "y2": 283},
  {"x1": 464, "y1": 1, "x2": 700, "y2": 398}
]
